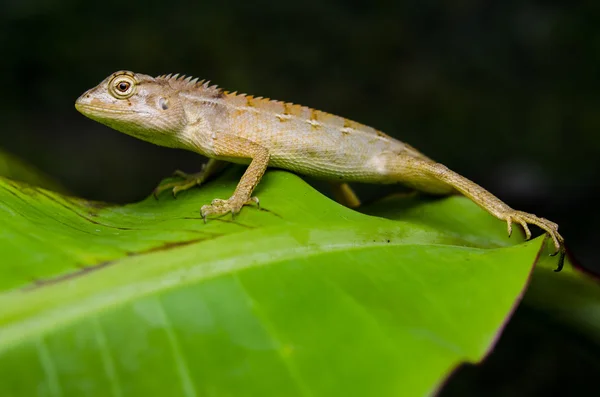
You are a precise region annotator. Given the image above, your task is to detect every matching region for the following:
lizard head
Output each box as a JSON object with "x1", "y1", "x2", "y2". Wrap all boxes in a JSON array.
[{"x1": 75, "y1": 70, "x2": 202, "y2": 148}]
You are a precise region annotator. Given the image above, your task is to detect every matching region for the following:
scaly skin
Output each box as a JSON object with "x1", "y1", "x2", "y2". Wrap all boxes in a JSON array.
[{"x1": 75, "y1": 70, "x2": 565, "y2": 270}]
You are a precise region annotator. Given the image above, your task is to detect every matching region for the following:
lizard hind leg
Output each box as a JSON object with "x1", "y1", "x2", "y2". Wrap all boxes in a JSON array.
[
  {"x1": 385, "y1": 153, "x2": 565, "y2": 261},
  {"x1": 330, "y1": 182, "x2": 362, "y2": 208}
]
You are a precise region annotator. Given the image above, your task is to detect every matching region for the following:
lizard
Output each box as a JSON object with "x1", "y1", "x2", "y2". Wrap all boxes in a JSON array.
[{"x1": 75, "y1": 70, "x2": 565, "y2": 271}]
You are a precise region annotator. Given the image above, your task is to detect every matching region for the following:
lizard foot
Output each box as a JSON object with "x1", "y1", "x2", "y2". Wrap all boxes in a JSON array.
[
  {"x1": 153, "y1": 168, "x2": 207, "y2": 199},
  {"x1": 503, "y1": 210, "x2": 565, "y2": 271},
  {"x1": 201, "y1": 196, "x2": 260, "y2": 222}
]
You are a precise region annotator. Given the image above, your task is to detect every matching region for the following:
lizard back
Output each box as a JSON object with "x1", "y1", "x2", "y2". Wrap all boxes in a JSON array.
[
  {"x1": 220, "y1": 92, "x2": 428, "y2": 182},
  {"x1": 167, "y1": 74, "x2": 428, "y2": 182}
]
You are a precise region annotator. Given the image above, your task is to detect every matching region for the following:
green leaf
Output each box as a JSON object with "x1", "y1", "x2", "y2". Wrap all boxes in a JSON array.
[
  {"x1": 522, "y1": 247, "x2": 600, "y2": 344},
  {"x1": 0, "y1": 169, "x2": 543, "y2": 397},
  {"x1": 0, "y1": 148, "x2": 66, "y2": 193},
  {"x1": 365, "y1": 193, "x2": 600, "y2": 344}
]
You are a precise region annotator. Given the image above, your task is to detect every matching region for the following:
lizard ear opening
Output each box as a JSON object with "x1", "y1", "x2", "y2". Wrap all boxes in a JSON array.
[
  {"x1": 108, "y1": 73, "x2": 137, "y2": 99},
  {"x1": 159, "y1": 97, "x2": 169, "y2": 110}
]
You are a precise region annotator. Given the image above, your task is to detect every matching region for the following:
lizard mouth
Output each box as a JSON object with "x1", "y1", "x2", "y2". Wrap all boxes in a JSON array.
[{"x1": 74, "y1": 103, "x2": 147, "y2": 116}]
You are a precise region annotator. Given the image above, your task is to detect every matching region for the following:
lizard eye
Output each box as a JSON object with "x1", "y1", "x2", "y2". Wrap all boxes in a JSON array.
[
  {"x1": 117, "y1": 81, "x2": 130, "y2": 92},
  {"x1": 108, "y1": 74, "x2": 136, "y2": 99}
]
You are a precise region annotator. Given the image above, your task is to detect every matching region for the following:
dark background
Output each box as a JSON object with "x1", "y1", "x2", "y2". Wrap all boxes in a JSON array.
[{"x1": 2, "y1": 0, "x2": 599, "y2": 394}]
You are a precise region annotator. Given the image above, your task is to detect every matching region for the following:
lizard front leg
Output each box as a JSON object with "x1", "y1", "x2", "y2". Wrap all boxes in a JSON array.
[
  {"x1": 385, "y1": 153, "x2": 565, "y2": 270},
  {"x1": 199, "y1": 134, "x2": 270, "y2": 221},
  {"x1": 153, "y1": 158, "x2": 228, "y2": 198}
]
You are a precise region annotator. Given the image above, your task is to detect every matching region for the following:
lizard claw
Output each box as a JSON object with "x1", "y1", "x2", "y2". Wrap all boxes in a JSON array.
[
  {"x1": 249, "y1": 196, "x2": 260, "y2": 209},
  {"x1": 201, "y1": 196, "x2": 260, "y2": 222},
  {"x1": 506, "y1": 216, "x2": 532, "y2": 240},
  {"x1": 201, "y1": 197, "x2": 241, "y2": 220},
  {"x1": 553, "y1": 249, "x2": 566, "y2": 272},
  {"x1": 502, "y1": 210, "x2": 565, "y2": 269},
  {"x1": 152, "y1": 170, "x2": 206, "y2": 199},
  {"x1": 520, "y1": 220, "x2": 532, "y2": 241}
]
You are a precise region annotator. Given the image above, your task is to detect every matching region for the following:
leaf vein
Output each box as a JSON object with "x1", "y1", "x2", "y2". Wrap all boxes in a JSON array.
[
  {"x1": 91, "y1": 316, "x2": 123, "y2": 397},
  {"x1": 36, "y1": 336, "x2": 63, "y2": 397},
  {"x1": 232, "y1": 273, "x2": 313, "y2": 397},
  {"x1": 154, "y1": 296, "x2": 198, "y2": 397}
]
